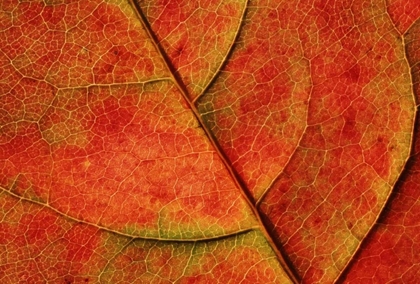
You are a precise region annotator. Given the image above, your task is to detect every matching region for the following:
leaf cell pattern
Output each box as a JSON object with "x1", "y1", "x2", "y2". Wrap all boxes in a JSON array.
[{"x1": 0, "y1": 0, "x2": 419, "y2": 283}]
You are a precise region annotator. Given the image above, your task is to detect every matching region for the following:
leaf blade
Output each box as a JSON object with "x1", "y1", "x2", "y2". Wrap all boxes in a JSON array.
[{"x1": 0, "y1": 0, "x2": 418, "y2": 282}]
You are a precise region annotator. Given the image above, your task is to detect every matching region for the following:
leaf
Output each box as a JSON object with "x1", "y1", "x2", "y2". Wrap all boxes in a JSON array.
[
  {"x1": 0, "y1": 0, "x2": 418, "y2": 283},
  {"x1": 339, "y1": 4, "x2": 420, "y2": 282}
]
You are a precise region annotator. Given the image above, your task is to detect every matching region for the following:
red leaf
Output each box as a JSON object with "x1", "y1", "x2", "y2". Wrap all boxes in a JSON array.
[{"x1": 0, "y1": 0, "x2": 418, "y2": 283}]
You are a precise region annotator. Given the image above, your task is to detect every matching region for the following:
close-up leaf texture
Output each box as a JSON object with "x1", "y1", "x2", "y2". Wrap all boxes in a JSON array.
[{"x1": 0, "y1": 0, "x2": 419, "y2": 283}]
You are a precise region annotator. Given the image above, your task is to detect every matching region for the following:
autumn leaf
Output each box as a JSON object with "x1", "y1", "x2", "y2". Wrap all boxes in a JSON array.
[{"x1": 0, "y1": 0, "x2": 418, "y2": 283}]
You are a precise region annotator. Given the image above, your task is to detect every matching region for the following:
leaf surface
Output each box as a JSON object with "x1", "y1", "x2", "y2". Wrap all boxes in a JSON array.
[
  {"x1": 0, "y1": 0, "x2": 419, "y2": 283},
  {"x1": 339, "y1": 7, "x2": 420, "y2": 282}
]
